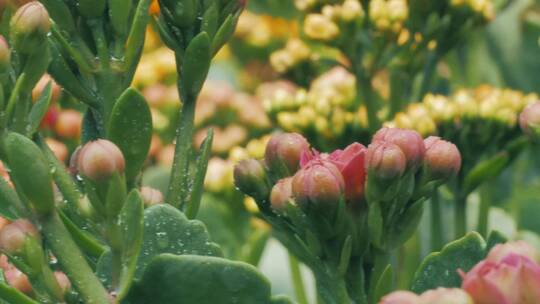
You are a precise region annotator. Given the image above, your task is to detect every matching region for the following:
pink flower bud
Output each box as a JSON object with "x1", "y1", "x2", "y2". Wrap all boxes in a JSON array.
[
  {"x1": 234, "y1": 159, "x2": 270, "y2": 201},
  {"x1": 520, "y1": 101, "x2": 540, "y2": 137},
  {"x1": 265, "y1": 133, "x2": 310, "y2": 177},
  {"x1": 486, "y1": 241, "x2": 539, "y2": 264},
  {"x1": 0, "y1": 35, "x2": 10, "y2": 70},
  {"x1": 54, "y1": 271, "x2": 71, "y2": 295},
  {"x1": 423, "y1": 136, "x2": 461, "y2": 180},
  {"x1": 141, "y1": 187, "x2": 164, "y2": 206},
  {"x1": 5, "y1": 268, "x2": 32, "y2": 294},
  {"x1": 55, "y1": 110, "x2": 82, "y2": 139},
  {"x1": 292, "y1": 160, "x2": 345, "y2": 208},
  {"x1": 373, "y1": 128, "x2": 425, "y2": 170},
  {"x1": 461, "y1": 253, "x2": 540, "y2": 304},
  {"x1": 77, "y1": 139, "x2": 125, "y2": 182},
  {"x1": 0, "y1": 219, "x2": 39, "y2": 254},
  {"x1": 270, "y1": 177, "x2": 293, "y2": 211},
  {"x1": 379, "y1": 290, "x2": 420, "y2": 304},
  {"x1": 328, "y1": 143, "x2": 367, "y2": 202},
  {"x1": 419, "y1": 288, "x2": 473, "y2": 304},
  {"x1": 9, "y1": 2, "x2": 50, "y2": 54},
  {"x1": 366, "y1": 141, "x2": 407, "y2": 180}
]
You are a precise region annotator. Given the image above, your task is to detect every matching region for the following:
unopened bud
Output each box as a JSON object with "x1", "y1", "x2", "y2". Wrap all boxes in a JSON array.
[
  {"x1": 234, "y1": 159, "x2": 270, "y2": 201},
  {"x1": 270, "y1": 177, "x2": 293, "y2": 211},
  {"x1": 0, "y1": 220, "x2": 39, "y2": 254},
  {"x1": 5, "y1": 268, "x2": 32, "y2": 294},
  {"x1": 141, "y1": 187, "x2": 164, "y2": 206},
  {"x1": 366, "y1": 141, "x2": 406, "y2": 180},
  {"x1": 423, "y1": 136, "x2": 461, "y2": 180},
  {"x1": 419, "y1": 288, "x2": 473, "y2": 304},
  {"x1": 379, "y1": 290, "x2": 419, "y2": 304},
  {"x1": 77, "y1": 139, "x2": 125, "y2": 182},
  {"x1": 265, "y1": 133, "x2": 310, "y2": 177},
  {"x1": 55, "y1": 110, "x2": 82, "y2": 139},
  {"x1": 373, "y1": 128, "x2": 425, "y2": 170},
  {"x1": 520, "y1": 101, "x2": 540, "y2": 137},
  {"x1": 292, "y1": 160, "x2": 345, "y2": 208},
  {"x1": 0, "y1": 36, "x2": 10, "y2": 71},
  {"x1": 10, "y1": 2, "x2": 50, "y2": 54},
  {"x1": 54, "y1": 271, "x2": 71, "y2": 295}
]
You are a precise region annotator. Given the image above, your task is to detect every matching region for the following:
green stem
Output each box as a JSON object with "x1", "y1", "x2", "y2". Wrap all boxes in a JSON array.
[
  {"x1": 367, "y1": 251, "x2": 390, "y2": 303},
  {"x1": 353, "y1": 67, "x2": 379, "y2": 132},
  {"x1": 288, "y1": 254, "x2": 309, "y2": 304},
  {"x1": 40, "y1": 212, "x2": 110, "y2": 304},
  {"x1": 477, "y1": 185, "x2": 490, "y2": 238},
  {"x1": 4, "y1": 73, "x2": 26, "y2": 125},
  {"x1": 315, "y1": 273, "x2": 351, "y2": 304},
  {"x1": 166, "y1": 78, "x2": 198, "y2": 208},
  {"x1": 0, "y1": 283, "x2": 38, "y2": 304},
  {"x1": 417, "y1": 52, "x2": 438, "y2": 100},
  {"x1": 430, "y1": 189, "x2": 443, "y2": 251},
  {"x1": 454, "y1": 193, "x2": 467, "y2": 240}
]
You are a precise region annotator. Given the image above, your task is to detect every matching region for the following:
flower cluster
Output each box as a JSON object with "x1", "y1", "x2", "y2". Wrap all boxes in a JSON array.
[
  {"x1": 234, "y1": 128, "x2": 461, "y2": 302},
  {"x1": 451, "y1": 0, "x2": 496, "y2": 20},
  {"x1": 388, "y1": 86, "x2": 538, "y2": 136},
  {"x1": 263, "y1": 67, "x2": 368, "y2": 144},
  {"x1": 369, "y1": 0, "x2": 408, "y2": 33},
  {"x1": 382, "y1": 241, "x2": 540, "y2": 304}
]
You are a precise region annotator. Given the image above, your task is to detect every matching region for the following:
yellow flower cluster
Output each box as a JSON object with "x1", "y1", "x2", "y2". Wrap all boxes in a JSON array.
[
  {"x1": 235, "y1": 11, "x2": 297, "y2": 47},
  {"x1": 387, "y1": 86, "x2": 539, "y2": 136},
  {"x1": 451, "y1": 0, "x2": 495, "y2": 20},
  {"x1": 369, "y1": 0, "x2": 408, "y2": 33},
  {"x1": 263, "y1": 67, "x2": 368, "y2": 139},
  {"x1": 302, "y1": 0, "x2": 365, "y2": 41},
  {"x1": 270, "y1": 39, "x2": 312, "y2": 73},
  {"x1": 133, "y1": 47, "x2": 176, "y2": 87}
]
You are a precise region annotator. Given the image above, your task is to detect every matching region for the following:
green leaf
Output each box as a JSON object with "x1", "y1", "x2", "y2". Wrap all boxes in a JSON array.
[
  {"x1": 212, "y1": 15, "x2": 235, "y2": 55},
  {"x1": 40, "y1": 0, "x2": 77, "y2": 34},
  {"x1": 58, "y1": 210, "x2": 105, "y2": 259},
  {"x1": 186, "y1": 129, "x2": 213, "y2": 219},
  {"x1": 81, "y1": 110, "x2": 102, "y2": 143},
  {"x1": 3, "y1": 133, "x2": 55, "y2": 215},
  {"x1": 135, "y1": 204, "x2": 222, "y2": 278},
  {"x1": 0, "y1": 282, "x2": 38, "y2": 304},
  {"x1": 388, "y1": 199, "x2": 425, "y2": 249},
  {"x1": 373, "y1": 265, "x2": 393, "y2": 304},
  {"x1": 108, "y1": 88, "x2": 152, "y2": 184},
  {"x1": 181, "y1": 32, "x2": 212, "y2": 98},
  {"x1": 485, "y1": 230, "x2": 507, "y2": 254},
  {"x1": 117, "y1": 190, "x2": 144, "y2": 301},
  {"x1": 0, "y1": 176, "x2": 24, "y2": 220},
  {"x1": 27, "y1": 82, "x2": 52, "y2": 136},
  {"x1": 125, "y1": 254, "x2": 282, "y2": 304},
  {"x1": 201, "y1": 2, "x2": 219, "y2": 40},
  {"x1": 463, "y1": 152, "x2": 509, "y2": 195},
  {"x1": 105, "y1": 173, "x2": 127, "y2": 219},
  {"x1": 411, "y1": 232, "x2": 486, "y2": 293},
  {"x1": 109, "y1": 0, "x2": 132, "y2": 37}
]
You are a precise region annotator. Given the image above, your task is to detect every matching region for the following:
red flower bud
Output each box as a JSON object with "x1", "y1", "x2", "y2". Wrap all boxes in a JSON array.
[
  {"x1": 54, "y1": 271, "x2": 71, "y2": 295},
  {"x1": 141, "y1": 187, "x2": 164, "y2": 206},
  {"x1": 77, "y1": 139, "x2": 125, "y2": 182},
  {"x1": 265, "y1": 133, "x2": 310, "y2": 177},
  {"x1": 0, "y1": 220, "x2": 39, "y2": 254},
  {"x1": 5, "y1": 268, "x2": 32, "y2": 294},
  {"x1": 366, "y1": 141, "x2": 407, "y2": 180},
  {"x1": 423, "y1": 136, "x2": 461, "y2": 180},
  {"x1": 328, "y1": 143, "x2": 367, "y2": 202},
  {"x1": 9, "y1": 2, "x2": 50, "y2": 54},
  {"x1": 55, "y1": 110, "x2": 82, "y2": 139},
  {"x1": 520, "y1": 101, "x2": 540, "y2": 137},
  {"x1": 234, "y1": 159, "x2": 270, "y2": 201},
  {"x1": 270, "y1": 177, "x2": 293, "y2": 211},
  {"x1": 373, "y1": 128, "x2": 425, "y2": 170},
  {"x1": 0, "y1": 35, "x2": 10, "y2": 70},
  {"x1": 292, "y1": 160, "x2": 345, "y2": 208}
]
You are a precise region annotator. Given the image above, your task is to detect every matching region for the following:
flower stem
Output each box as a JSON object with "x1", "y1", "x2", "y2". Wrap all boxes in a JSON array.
[
  {"x1": 430, "y1": 189, "x2": 443, "y2": 251},
  {"x1": 40, "y1": 212, "x2": 110, "y2": 304},
  {"x1": 477, "y1": 185, "x2": 490, "y2": 237},
  {"x1": 288, "y1": 253, "x2": 309, "y2": 304},
  {"x1": 0, "y1": 283, "x2": 38, "y2": 304},
  {"x1": 454, "y1": 193, "x2": 467, "y2": 240}
]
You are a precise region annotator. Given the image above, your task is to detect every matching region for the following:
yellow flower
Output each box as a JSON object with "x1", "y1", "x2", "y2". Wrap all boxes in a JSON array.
[{"x1": 304, "y1": 14, "x2": 340, "y2": 41}]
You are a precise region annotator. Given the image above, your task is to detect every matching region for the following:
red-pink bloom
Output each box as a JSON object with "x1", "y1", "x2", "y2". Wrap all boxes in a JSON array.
[
  {"x1": 292, "y1": 159, "x2": 345, "y2": 208},
  {"x1": 366, "y1": 141, "x2": 407, "y2": 180},
  {"x1": 301, "y1": 143, "x2": 367, "y2": 202},
  {"x1": 487, "y1": 241, "x2": 539, "y2": 264},
  {"x1": 373, "y1": 128, "x2": 425, "y2": 170},
  {"x1": 270, "y1": 177, "x2": 293, "y2": 211},
  {"x1": 461, "y1": 253, "x2": 540, "y2": 304}
]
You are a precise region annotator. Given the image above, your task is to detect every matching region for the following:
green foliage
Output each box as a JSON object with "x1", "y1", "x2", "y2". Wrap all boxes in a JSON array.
[
  {"x1": 125, "y1": 254, "x2": 288, "y2": 304},
  {"x1": 108, "y1": 88, "x2": 152, "y2": 184},
  {"x1": 411, "y1": 232, "x2": 487, "y2": 293}
]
